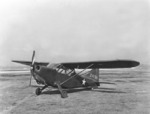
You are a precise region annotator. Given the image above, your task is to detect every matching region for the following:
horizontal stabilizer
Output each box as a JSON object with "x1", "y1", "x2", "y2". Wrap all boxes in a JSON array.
[{"x1": 98, "y1": 82, "x2": 116, "y2": 85}]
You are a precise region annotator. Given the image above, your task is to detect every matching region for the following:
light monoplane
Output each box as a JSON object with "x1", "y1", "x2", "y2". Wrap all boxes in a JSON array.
[{"x1": 12, "y1": 51, "x2": 140, "y2": 98}]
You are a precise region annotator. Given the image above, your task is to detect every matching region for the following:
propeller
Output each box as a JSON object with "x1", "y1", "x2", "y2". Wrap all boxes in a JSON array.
[{"x1": 29, "y1": 50, "x2": 35, "y2": 86}]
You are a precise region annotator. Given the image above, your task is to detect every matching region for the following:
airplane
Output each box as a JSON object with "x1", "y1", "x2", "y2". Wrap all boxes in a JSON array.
[{"x1": 12, "y1": 51, "x2": 140, "y2": 98}]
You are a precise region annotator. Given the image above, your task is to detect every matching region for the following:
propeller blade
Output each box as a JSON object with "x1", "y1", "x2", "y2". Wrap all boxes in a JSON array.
[
  {"x1": 31, "y1": 50, "x2": 35, "y2": 66},
  {"x1": 29, "y1": 50, "x2": 35, "y2": 86}
]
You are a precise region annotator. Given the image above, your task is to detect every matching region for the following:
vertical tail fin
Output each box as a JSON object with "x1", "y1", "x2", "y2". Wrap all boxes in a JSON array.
[{"x1": 82, "y1": 69, "x2": 99, "y2": 82}]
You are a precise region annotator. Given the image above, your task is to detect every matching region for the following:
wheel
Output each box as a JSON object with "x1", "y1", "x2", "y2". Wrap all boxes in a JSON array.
[
  {"x1": 35, "y1": 88, "x2": 41, "y2": 95},
  {"x1": 61, "y1": 90, "x2": 68, "y2": 98}
]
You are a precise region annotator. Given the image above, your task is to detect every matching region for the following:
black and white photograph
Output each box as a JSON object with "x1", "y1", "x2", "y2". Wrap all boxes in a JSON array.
[{"x1": 0, "y1": 0, "x2": 149, "y2": 114}]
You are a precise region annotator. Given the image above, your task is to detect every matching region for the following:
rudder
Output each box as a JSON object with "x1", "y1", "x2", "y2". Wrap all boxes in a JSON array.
[{"x1": 82, "y1": 69, "x2": 99, "y2": 82}]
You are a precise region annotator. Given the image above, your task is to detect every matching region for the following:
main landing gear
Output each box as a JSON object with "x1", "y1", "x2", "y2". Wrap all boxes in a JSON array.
[
  {"x1": 35, "y1": 83, "x2": 68, "y2": 98},
  {"x1": 35, "y1": 85, "x2": 48, "y2": 95},
  {"x1": 54, "y1": 81, "x2": 68, "y2": 98}
]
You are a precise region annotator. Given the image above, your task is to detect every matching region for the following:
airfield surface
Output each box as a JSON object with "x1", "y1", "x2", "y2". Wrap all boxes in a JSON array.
[{"x1": 0, "y1": 65, "x2": 150, "y2": 114}]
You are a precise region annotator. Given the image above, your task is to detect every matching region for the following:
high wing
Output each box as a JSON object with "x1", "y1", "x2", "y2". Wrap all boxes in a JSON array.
[
  {"x1": 61, "y1": 60, "x2": 140, "y2": 69},
  {"x1": 12, "y1": 60, "x2": 140, "y2": 69},
  {"x1": 12, "y1": 60, "x2": 49, "y2": 66}
]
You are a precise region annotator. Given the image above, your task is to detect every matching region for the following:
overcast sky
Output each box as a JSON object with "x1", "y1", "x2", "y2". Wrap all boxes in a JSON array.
[{"x1": 0, "y1": 0, "x2": 149, "y2": 66}]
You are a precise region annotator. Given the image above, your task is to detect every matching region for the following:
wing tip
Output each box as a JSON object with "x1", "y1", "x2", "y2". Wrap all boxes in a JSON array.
[{"x1": 131, "y1": 60, "x2": 140, "y2": 67}]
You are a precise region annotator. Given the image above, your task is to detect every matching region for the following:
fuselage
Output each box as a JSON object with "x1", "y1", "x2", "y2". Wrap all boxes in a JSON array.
[{"x1": 33, "y1": 65, "x2": 86, "y2": 88}]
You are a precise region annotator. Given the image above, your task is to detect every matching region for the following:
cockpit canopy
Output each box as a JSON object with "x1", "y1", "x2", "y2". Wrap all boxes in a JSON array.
[
  {"x1": 47, "y1": 63, "x2": 60, "y2": 69},
  {"x1": 47, "y1": 63, "x2": 75, "y2": 76}
]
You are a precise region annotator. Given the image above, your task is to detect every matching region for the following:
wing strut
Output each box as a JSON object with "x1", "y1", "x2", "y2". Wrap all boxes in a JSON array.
[{"x1": 60, "y1": 64, "x2": 93, "y2": 86}]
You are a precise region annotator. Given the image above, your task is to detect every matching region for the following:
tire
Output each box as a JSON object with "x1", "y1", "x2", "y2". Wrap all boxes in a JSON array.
[
  {"x1": 35, "y1": 88, "x2": 41, "y2": 95},
  {"x1": 61, "y1": 90, "x2": 68, "y2": 98}
]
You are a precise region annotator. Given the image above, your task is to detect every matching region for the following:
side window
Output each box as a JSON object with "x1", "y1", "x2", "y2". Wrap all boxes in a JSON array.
[
  {"x1": 66, "y1": 69, "x2": 72, "y2": 76},
  {"x1": 56, "y1": 69, "x2": 69, "y2": 75},
  {"x1": 56, "y1": 68, "x2": 75, "y2": 76},
  {"x1": 57, "y1": 68, "x2": 64, "y2": 73}
]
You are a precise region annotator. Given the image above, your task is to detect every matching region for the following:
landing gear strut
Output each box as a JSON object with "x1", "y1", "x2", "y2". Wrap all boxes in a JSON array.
[
  {"x1": 55, "y1": 81, "x2": 68, "y2": 98},
  {"x1": 35, "y1": 85, "x2": 48, "y2": 95}
]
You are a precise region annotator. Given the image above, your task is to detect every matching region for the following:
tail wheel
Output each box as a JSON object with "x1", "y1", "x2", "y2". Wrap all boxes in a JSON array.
[{"x1": 35, "y1": 87, "x2": 41, "y2": 95}]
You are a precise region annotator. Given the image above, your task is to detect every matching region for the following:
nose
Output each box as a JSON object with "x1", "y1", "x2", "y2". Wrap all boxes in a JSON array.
[{"x1": 35, "y1": 65, "x2": 41, "y2": 71}]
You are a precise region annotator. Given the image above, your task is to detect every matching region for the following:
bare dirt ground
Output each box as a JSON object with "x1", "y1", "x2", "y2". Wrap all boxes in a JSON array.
[{"x1": 0, "y1": 66, "x2": 150, "y2": 114}]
